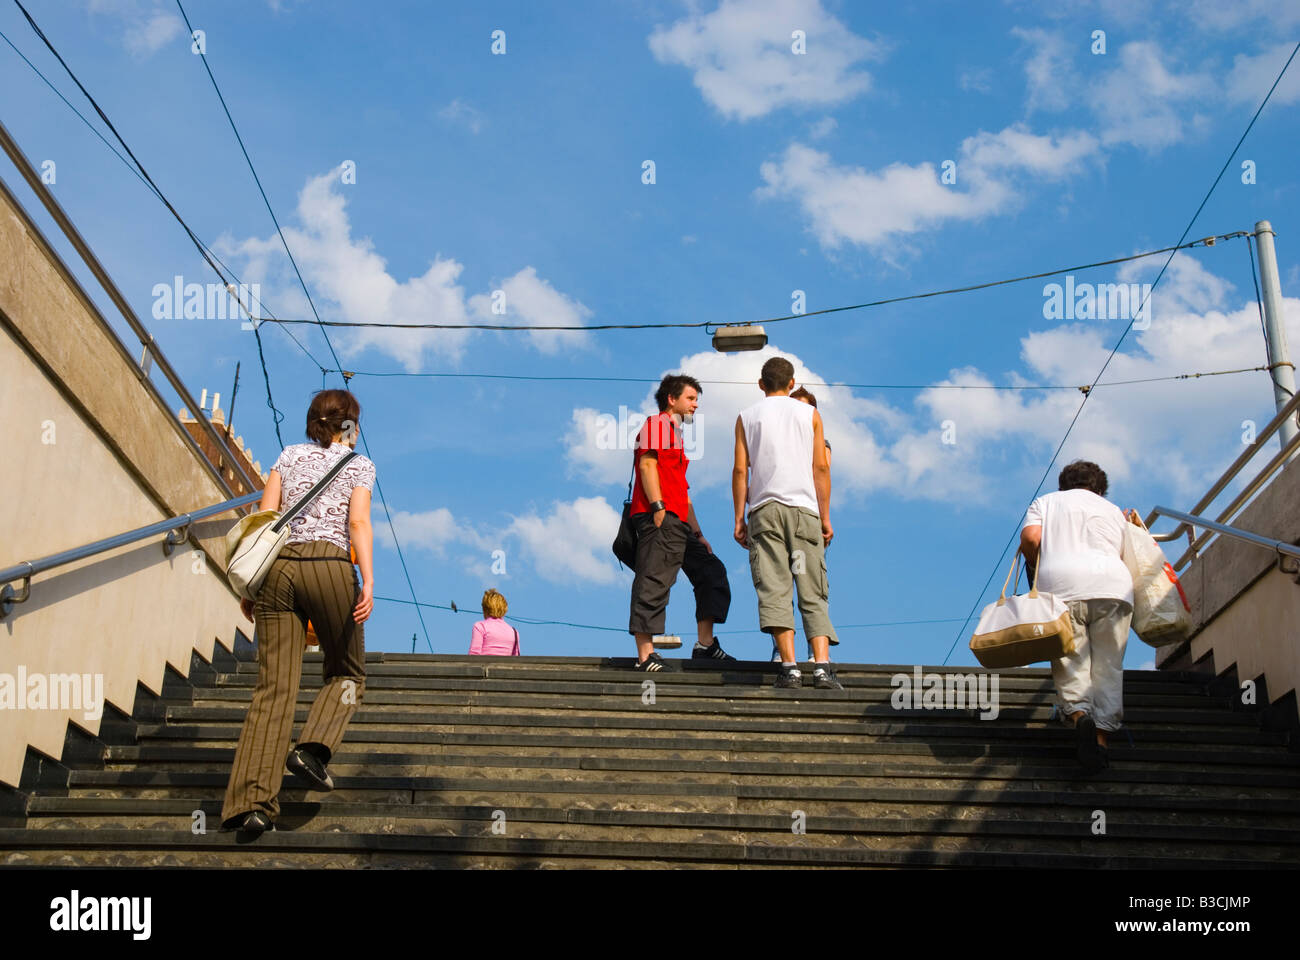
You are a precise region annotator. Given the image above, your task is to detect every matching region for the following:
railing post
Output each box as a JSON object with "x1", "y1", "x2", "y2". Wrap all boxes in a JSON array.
[{"x1": 1255, "y1": 221, "x2": 1299, "y2": 459}]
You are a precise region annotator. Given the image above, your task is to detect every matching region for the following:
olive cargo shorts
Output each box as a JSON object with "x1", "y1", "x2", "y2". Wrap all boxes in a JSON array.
[{"x1": 747, "y1": 501, "x2": 835, "y2": 640}]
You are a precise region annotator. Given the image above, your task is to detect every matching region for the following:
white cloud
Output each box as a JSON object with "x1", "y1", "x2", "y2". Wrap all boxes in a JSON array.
[
  {"x1": 379, "y1": 499, "x2": 626, "y2": 587},
  {"x1": 1089, "y1": 42, "x2": 1213, "y2": 150},
  {"x1": 648, "y1": 0, "x2": 882, "y2": 120},
  {"x1": 958, "y1": 67, "x2": 994, "y2": 95},
  {"x1": 437, "y1": 99, "x2": 486, "y2": 134},
  {"x1": 1226, "y1": 43, "x2": 1300, "y2": 106},
  {"x1": 469, "y1": 266, "x2": 592, "y2": 355},
  {"x1": 125, "y1": 11, "x2": 182, "y2": 56},
  {"x1": 808, "y1": 116, "x2": 838, "y2": 139},
  {"x1": 220, "y1": 170, "x2": 591, "y2": 370},
  {"x1": 506, "y1": 497, "x2": 627, "y2": 586},
  {"x1": 1011, "y1": 27, "x2": 1071, "y2": 112},
  {"x1": 755, "y1": 126, "x2": 1097, "y2": 251}
]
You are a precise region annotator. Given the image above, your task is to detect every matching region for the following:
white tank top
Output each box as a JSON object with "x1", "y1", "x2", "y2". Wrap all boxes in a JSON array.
[{"x1": 740, "y1": 395, "x2": 818, "y2": 512}]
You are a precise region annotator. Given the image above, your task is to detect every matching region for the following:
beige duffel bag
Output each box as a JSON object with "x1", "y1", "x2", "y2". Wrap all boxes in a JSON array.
[{"x1": 970, "y1": 551, "x2": 1074, "y2": 668}]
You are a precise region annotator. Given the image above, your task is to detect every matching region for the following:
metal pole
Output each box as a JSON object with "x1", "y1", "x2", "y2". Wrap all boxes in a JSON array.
[{"x1": 1255, "y1": 220, "x2": 1299, "y2": 455}]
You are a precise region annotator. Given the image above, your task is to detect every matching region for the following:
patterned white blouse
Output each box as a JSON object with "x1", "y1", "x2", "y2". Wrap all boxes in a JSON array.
[{"x1": 270, "y1": 442, "x2": 376, "y2": 551}]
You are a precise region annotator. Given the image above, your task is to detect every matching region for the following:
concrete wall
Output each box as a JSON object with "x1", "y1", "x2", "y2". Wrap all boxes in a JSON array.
[
  {"x1": 1158, "y1": 455, "x2": 1300, "y2": 719},
  {"x1": 0, "y1": 182, "x2": 247, "y2": 788}
]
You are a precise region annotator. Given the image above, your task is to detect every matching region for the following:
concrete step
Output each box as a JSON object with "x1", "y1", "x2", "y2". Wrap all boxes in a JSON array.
[{"x1": 0, "y1": 828, "x2": 1289, "y2": 869}]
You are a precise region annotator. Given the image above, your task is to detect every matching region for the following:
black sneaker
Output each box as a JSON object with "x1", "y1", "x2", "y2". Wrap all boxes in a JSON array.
[
  {"x1": 221, "y1": 810, "x2": 275, "y2": 835},
  {"x1": 775, "y1": 668, "x2": 802, "y2": 689},
  {"x1": 812, "y1": 667, "x2": 843, "y2": 690},
  {"x1": 286, "y1": 746, "x2": 335, "y2": 791},
  {"x1": 634, "y1": 652, "x2": 666, "y2": 672},
  {"x1": 692, "y1": 638, "x2": 736, "y2": 661}
]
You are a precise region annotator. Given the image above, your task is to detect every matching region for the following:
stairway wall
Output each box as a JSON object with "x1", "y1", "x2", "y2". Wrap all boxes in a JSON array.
[{"x1": 0, "y1": 178, "x2": 246, "y2": 788}]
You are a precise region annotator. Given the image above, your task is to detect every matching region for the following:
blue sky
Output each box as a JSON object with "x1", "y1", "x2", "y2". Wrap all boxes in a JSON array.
[{"x1": 3, "y1": 0, "x2": 1299, "y2": 666}]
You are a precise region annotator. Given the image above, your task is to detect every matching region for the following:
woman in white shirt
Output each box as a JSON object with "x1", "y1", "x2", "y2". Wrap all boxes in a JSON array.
[{"x1": 1020, "y1": 460, "x2": 1138, "y2": 773}]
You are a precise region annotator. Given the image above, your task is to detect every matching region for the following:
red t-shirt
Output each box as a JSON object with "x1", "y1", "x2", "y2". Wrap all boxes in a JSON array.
[{"x1": 630, "y1": 412, "x2": 690, "y2": 521}]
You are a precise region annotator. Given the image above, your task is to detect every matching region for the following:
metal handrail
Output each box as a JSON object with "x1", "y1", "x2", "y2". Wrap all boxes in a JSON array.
[
  {"x1": 0, "y1": 118, "x2": 258, "y2": 498},
  {"x1": 0, "y1": 491, "x2": 262, "y2": 617},
  {"x1": 1145, "y1": 389, "x2": 1300, "y2": 559},
  {"x1": 1149, "y1": 505, "x2": 1300, "y2": 563}
]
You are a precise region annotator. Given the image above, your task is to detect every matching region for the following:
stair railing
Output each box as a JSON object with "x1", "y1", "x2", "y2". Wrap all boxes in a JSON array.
[
  {"x1": 1145, "y1": 390, "x2": 1300, "y2": 570},
  {"x1": 0, "y1": 491, "x2": 262, "y2": 617}
]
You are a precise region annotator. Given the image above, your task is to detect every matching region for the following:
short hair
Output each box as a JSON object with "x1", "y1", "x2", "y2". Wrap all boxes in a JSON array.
[
  {"x1": 760, "y1": 357, "x2": 795, "y2": 393},
  {"x1": 1058, "y1": 460, "x2": 1108, "y2": 497},
  {"x1": 306, "y1": 389, "x2": 361, "y2": 448},
  {"x1": 482, "y1": 588, "x2": 508, "y2": 619},
  {"x1": 654, "y1": 374, "x2": 702, "y2": 412},
  {"x1": 790, "y1": 386, "x2": 817, "y2": 407}
]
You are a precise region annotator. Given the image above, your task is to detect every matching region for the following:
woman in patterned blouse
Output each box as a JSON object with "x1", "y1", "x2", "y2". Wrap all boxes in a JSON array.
[{"x1": 220, "y1": 389, "x2": 376, "y2": 835}]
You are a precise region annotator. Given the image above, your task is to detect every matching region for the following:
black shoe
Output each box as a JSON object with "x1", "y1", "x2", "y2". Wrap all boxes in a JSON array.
[
  {"x1": 222, "y1": 810, "x2": 275, "y2": 834},
  {"x1": 1076, "y1": 714, "x2": 1102, "y2": 771},
  {"x1": 692, "y1": 638, "x2": 736, "y2": 661},
  {"x1": 634, "y1": 652, "x2": 666, "y2": 672},
  {"x1": 812, "y1": 667, "x2": 843, "y2": 690},
  {"x1": 286, "y1": 746, "x2": 335, "y2": 791},
  {"x1": 775, "y1": 668, "x2": 802, "y2": 689}
]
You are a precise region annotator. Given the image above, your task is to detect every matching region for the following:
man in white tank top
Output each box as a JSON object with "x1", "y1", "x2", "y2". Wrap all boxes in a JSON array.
[{"x1": 733, "y1": 356, "x2": 840, "y2": 690}]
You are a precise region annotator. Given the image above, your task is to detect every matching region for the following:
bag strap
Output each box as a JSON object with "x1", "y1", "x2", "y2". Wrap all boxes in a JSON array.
[
  {"x1": 1029, "y1": 498, "x2": 1046, "y2": 598},
  {"x1": 272, "y1": 450, "x2": 358, "y2": 533},
  {"x1": 512, "y1": 627, "x2": 519, "y2": 656}
]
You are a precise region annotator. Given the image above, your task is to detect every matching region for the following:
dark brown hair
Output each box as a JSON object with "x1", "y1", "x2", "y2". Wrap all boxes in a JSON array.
[
  {"x1": 760, "y1": 357, "x2": 795, "y2": 393},
  {"x1": 1058, "y1": 460, "x2": 1108, "y2": 497},
  {"x1": 306, "y1": 389, "x2": 361, "y2": 448},
  {"x1": 790, "y1": 386, "x2": 817, "y2": 407},
  {"x1": 654, "y1": 374, "x2": 702, "y2": 412}
]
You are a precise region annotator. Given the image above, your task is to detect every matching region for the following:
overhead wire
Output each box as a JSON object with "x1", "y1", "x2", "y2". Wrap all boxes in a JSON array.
[
  {"x1": 321, "y1": 363, "x2": 1275, "y2": 394},
  {"x1": 265, "y1": 233, "x2": 1249, "y2": 333},
  {"x1": 940, "y1": 39, "x2": 1300, "y2": 666}
]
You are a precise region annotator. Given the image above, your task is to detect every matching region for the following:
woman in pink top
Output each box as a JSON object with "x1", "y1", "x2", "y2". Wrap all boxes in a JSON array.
[{"x1": 470, "y1": 589, "x2": 520, "y2": 655}]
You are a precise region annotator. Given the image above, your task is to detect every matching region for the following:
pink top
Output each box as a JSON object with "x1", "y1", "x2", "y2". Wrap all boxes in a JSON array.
[{"x1": 470, "y1": 618, "x2": 519, "y2": 656}]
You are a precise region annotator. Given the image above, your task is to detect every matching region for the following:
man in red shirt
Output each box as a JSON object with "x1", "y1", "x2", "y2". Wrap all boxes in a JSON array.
[{"x1": 629, "y1": 374, "x2": 733, "y2": 671}]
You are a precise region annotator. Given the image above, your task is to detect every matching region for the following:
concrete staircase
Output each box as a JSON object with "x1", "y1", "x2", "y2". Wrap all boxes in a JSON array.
[{"x1": 3, "y1": 643, "x2": 1299, "y2": 868}]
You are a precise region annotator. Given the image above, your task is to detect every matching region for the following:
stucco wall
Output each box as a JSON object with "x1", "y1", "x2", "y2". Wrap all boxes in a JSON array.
[{"x1": 0, "y1": 184, "x2": 246, "y2": 788}]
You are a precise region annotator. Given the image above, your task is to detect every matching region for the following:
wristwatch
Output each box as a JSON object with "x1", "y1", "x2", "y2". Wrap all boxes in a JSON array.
[{"x1": 649, "y1": 500, "x2": 666, "y2": 513}]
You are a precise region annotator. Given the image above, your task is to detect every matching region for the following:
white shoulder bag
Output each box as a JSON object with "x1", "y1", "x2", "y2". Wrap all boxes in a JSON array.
[{"x1": 224, "y1": 451, "x2": 357, "y2": 601}]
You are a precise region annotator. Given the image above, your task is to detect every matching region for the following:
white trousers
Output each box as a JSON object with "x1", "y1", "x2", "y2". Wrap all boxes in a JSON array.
[{"x1": 1051, "y1": 598, "x2": 1132, "y2": 732}]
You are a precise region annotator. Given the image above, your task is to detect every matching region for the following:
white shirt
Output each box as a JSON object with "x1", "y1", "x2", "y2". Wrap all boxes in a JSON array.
[
  {"x1": 739, "y1": 395, "x2": 818, "y2": 513},
  {"x1": 271, "y1": 442, "x2": 376, "y2": 551},
  {"x1": 1023, "y1": 489, "x2": 1132, "y2": 604}
]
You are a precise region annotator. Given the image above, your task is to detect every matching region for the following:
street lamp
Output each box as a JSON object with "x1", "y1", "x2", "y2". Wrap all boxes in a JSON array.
[{"x1": 711, "y1": 324, "x2": 767, "y2": 352}]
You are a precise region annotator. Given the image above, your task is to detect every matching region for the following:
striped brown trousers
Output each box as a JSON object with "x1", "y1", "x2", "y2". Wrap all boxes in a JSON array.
[{"x1": 221, "y1": 540, "x2": 366, "y2": 824}]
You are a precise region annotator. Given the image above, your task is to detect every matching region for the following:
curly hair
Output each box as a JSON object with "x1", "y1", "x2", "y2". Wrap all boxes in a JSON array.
[
  {"x1": 1058, "y1": 460, "x2": 1108, "y2": 497},
  {"x1": 654, "y1": 374, "x2": 702, "y2": 412},
  {"x1": 790, "y1": 386, "x2": 817, "y2": 407},
  {"x1": 482, "y1": 588, "x2": 508, "y2": 619}
]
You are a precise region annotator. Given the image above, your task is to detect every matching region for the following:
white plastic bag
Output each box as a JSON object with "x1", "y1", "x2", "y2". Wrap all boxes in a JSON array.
[{"x1": 1122, "y1": 517, "x2": 1191, "y2": 646}]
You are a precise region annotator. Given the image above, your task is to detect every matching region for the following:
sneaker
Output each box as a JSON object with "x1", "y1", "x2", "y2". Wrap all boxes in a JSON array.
[
  {"x1": 222, "y1": 810, "x2": 275, "y2": 835},
  {"x1": 634, "y1": 652, "x2": 666, "y2": 672},
  {"x1": 286, "y1": 745, "x2": 335, "y2": 791},
  {"x1": 775, "y1": 668, "x2": 802, "y2": 689},
  {"x1": 812, "y1": 666, "x2": 843, "y2": 690},
  {"x1": 692, "y1": 638, "x2": 736, "y2": 661}
]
